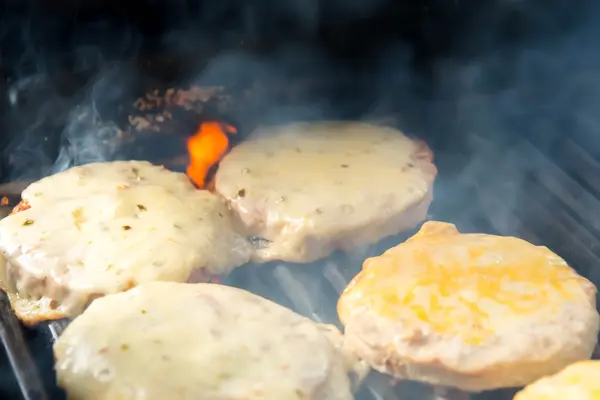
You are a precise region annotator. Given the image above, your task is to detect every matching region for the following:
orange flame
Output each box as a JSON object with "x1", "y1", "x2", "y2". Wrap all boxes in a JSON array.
[{"x1": 186, "y1": 121, "x2": 237, "y2": 188}]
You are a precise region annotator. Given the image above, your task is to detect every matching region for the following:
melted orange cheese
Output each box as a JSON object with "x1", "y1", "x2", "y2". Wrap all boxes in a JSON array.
[
  {"x1": 514, "y1": 361, "x2": 600, "y2": 400},
  {"x1": 339, "y1": 221, "x2": 593, "y2": 345}
]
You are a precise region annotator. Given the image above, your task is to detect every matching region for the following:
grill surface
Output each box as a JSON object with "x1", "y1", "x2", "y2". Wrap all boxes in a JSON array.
[
  {"x1": 2, "y1": 2, "x2": 600, "y2": 398},
  {"x1": 2, "y1": 129, "x2": 600, "y2": 400}
]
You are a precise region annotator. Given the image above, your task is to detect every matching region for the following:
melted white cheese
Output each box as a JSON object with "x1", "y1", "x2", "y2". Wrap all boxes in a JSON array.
[
  {"x1": 0, "y1": 161, "x2": 252, "y2": 320},
  {"x1": 215, "y1": 122, "x2": 437, "y2": 263},
  {"x1": 54, "y1": 282, "x2": 354, "y2": 400}
]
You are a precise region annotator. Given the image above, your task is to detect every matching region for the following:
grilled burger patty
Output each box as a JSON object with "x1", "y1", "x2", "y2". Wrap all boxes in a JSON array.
[
  {"x1": 214, "y1": 122, "x2": 437, "y2": 263},
  {"x1": 338, "y1": 221, "x2": 600, "y2": 392},
  {"x1": 0, "y1": 161, "x2": 252, "y2": 324},
  {"x1": 54, "y1": 282, "x2": 360, "y2": 400}
]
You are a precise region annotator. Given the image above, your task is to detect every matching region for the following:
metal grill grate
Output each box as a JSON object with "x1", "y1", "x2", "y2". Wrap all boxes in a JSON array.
[{"x1": 1, "y1": 134, "x2": 599, "y2": 400}]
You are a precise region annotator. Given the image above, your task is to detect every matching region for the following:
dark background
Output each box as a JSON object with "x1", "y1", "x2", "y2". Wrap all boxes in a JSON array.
[
  {"x1": 2, "y1": 0, "x2": 600, "y2": 399},
  {"x1": 0, "y1": 0, "x2": 596, "y2": 183}
]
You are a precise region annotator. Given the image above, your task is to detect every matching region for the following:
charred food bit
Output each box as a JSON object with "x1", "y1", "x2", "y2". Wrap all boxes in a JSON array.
[
  {"x1": 10, "y1": 199, "x2": 31, "y2": 214},
  {"x1": 129, "y1": 86, "x2": 228, "y2": 132},
  {"x1": 54, "y1": 282, "x2": 358, "y2": 400},
  {"x1": 338, "y1": 221, "x2": 600, "y2": 393},
  {"x1": 0, "y1": 161, "x2": 252, "y2": 324}
]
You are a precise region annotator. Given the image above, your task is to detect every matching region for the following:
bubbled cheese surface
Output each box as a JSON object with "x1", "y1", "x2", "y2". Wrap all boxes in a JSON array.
[
  {"x1": 214, "y1": 122, "x2": 437, "y2": 263},
  {"x1": 0, "y1": 161, "x2": 252, "y2": 321},
  {"x1": 54, "y1": 282, "x2": 354, "y2": 400}
]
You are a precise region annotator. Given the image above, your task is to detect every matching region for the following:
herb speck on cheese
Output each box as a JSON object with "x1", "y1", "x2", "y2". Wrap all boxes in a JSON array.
[
  {"x1": 237, "y1": 188, "x2": 246, "y2": 197},
  {"x1": 23, "y1": 220, "x2": 34, "y2": 226},
  {"x1": 122, "y1": 225, "x2": 132, "y2": 231},
  {"x1": 341, "y1": 204, "x2": 354, "y2": 213},
  {"x1": 137, "y1": 204, "x2": 147, "y2": 211},
  {"x1": 120, "y1": 344, "x2": 129, "y2": 351}
]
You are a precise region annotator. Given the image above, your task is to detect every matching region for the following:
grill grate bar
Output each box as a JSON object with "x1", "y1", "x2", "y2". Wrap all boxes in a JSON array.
[
  {"x1": 529, "y1": 175, "x2": 600, "y2": 254},
  {"x1": 560, "y1": 138, "x2": 600, "y2": 197},
  {"x1": 323, "y1": 261, "x2": 350, "y2": 294},
  {"x1": 476, "y1": 185, "x2": 542, "y2": 243},
  {"x1": 0, "y1": 292, "x2": 47, "y2": 400},
  {"x1": 47, "y1": 320, "x2": 69, "y2": 343},
  {"x1": 519, "y1": 140, "x2": 600, "y2": 236},
  {"x1": 272, "y1": 264, "x2": 326, "y2": 323}
]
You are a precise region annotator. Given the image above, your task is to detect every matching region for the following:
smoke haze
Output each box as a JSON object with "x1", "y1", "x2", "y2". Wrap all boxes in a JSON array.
[{"x1": 1, "y1": 0, "x2": 600, "y2": 272}]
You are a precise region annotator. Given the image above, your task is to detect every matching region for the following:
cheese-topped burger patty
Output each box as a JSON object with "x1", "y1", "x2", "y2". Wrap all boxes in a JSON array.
[
  {"x1": 513, "y1": 360, "x2": 600, "y2": 400},
  {"x1": 0, "y1": 161, "x2": 252, "y2": 324},
  {"x1": 214, "y1": 122, "x2": 437, "y2": 263},
  {"x1": 54, "y1": 282, "x2": 358, "y2": 400},
  {"x1": 338, "y1": 221, "x2": 600, "y2": 392}
]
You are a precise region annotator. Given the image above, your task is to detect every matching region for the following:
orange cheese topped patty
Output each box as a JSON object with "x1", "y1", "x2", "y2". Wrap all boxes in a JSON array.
[
  {"x1": 514, "y1": 361, "x2": 600, "y2": 400},
  {"x1": 338, "y1": 221, "x2": 599, "y2": 391}
]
